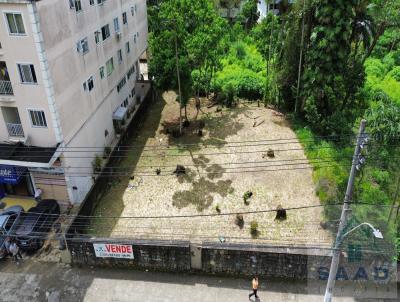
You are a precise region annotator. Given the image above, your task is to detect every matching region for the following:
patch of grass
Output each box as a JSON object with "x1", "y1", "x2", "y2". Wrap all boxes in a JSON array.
[
  {"x1": 293, "y1": 118, "x2": 399, "y2": 256},
  {"x1": 250, "y1": 220, "x2": 259, "y2": 238},
  {"x1": 243, "y1": 190, "x2": 253, "y2": 205}
]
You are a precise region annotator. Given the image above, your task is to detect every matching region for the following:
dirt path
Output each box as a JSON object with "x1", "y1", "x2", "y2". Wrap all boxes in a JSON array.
[{"x1": 94, "y1": 92, "x2": 332, "y2": 247}]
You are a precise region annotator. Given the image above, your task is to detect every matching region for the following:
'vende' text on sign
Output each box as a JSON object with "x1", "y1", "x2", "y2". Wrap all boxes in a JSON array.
[{"x1": 93, "y1": 243, "x2": 134, "y2": 259}]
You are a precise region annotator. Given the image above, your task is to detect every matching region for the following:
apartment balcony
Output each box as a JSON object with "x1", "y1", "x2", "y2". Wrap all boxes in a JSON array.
[
  {"x1": 6, "y1": 123, "x2": 24, "y2": 138},
  {"x1": 0, "y1": 61, "x2": 14, "y2": 102},
  {"x1": 0, "y1": 80, "x2": 13, "y2": 96}
]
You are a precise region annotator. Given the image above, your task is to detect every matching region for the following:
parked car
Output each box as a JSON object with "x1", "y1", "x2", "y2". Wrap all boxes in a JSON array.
[
  {"x1": 12, "y1": 199, "x2": 60, "y2": 251},
  {"x1": 0, "y1": 206, "x2": 24, "y2": 259}
]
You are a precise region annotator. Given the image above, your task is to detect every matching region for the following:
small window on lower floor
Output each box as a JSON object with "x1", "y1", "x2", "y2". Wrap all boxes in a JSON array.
[
  {"x1": 99, "y1": 66, "x2": 105, "y2": 79},
  {"x1": 117, "y1": 49, "x2": 123, "y2": 64},
  {"x1": 28, "y1": 110, "x2": 47, "y2": 128},
  {"x1": 83, "y1": 76, "x2": 94, "y2": 92}
]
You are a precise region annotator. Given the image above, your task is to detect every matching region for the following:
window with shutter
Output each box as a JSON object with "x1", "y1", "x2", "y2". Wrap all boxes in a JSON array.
[
  {"x1": 17, "y1": 64, "x2": 37, "y2": 84},
  {"x1": 28, "y1": 110, "x2": 47, "y2": 128},
  {"x1": 101, "y1": 24, "x2": 110, "y2": 41}
]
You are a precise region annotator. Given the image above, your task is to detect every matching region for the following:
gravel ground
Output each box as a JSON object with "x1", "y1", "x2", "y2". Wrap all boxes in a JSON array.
[{"x1": 93, "y1": 92, "x2": 333, "y2": 247}]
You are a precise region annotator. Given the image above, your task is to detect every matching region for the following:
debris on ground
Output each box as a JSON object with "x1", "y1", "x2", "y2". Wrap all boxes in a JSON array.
[
  {"x1": 173, "y1": 165, "x2": 186, "y2": 176},
  {"x1": 262, "y1": 149, "x2": 275, "y2": 158},
  {"x1": 253, "y1": 120, "x2": 265, "y2": 127}
]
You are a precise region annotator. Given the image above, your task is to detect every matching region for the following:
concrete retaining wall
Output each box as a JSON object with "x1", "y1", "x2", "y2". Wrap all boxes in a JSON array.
[{"x1": 68, "y1": 237, "x2": 191, "y2": 272}]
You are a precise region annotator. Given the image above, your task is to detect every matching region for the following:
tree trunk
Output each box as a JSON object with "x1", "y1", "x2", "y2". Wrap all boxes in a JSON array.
[{"x1": 361, "y1": 23, "x2": 386, "y2": 65}]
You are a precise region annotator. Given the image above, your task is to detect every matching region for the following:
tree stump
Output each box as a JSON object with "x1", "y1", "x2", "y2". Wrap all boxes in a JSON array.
[
  {"x1": 275, "y1": 205, "x2": 287, "y2": 221},
  {"x1": 173, "y1": 165, "x2": 186, "y2": 176}
]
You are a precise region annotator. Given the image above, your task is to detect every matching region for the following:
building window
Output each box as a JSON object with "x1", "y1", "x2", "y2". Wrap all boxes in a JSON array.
[
  {"x1": 75, "y1": 0, "x2": 82, "y2": 12},
  {"x1": 125, "y1": 41, "x2": 130, "y2": 54},
  {"x1": 99, "y1": 66, "x2": 105, "y2": 79},
  {"x1": 106, "y1": 57, "x2": 114, "y2": 76},
  {"x1": 127, "y1": 65, "x2": 135, "y2": 79},
  {"x1": 131, "y1": 88, "x2": 135, "y2": 97},
  {"x1": 28, "y1": 110, "x2": 47, "y2": 128},
  {"x1": 137, "y1": 31, "x2": 139, "y2": 38},
  {"x1": 97, "y1": 0, "x2": 105, "y2": 4},
  {"x1": 83, "y1": 76, "x2": 94, "y2": 92},
  {"x1": 5, "y1": 13, "x2": 26, "y2": 35},
  {"x1": 101, "y1": 24, "x2": 110, "y2": 41},
  {"x1": 131, "y1": 6, "x2": 135, "y2": 16},
  {"x1": 89, "y1": 0, "x2": 95, "y2": 5},
  {"x1": 87, "y1": 76, "x2": 94, "y2": 91},
  {"x1": 113, "y1": 17, "x2": 120, "y2": 33},
  {"x1": 117, "y1": 49, "x2": 123, "y2": 64},
  {"x1": 122, "y1": 12, "x2": 127, "y2": 24},
  {"x1": 77, "y1": 37, "x2": 89, "y2": 54},
  {"x1": 117, "y1": 76, "x2": 126, "y2": 93},
  {"x1": 133, "y1": 34, "x2": 136, "y2": 44},
  {"x1": 94, "y1": 31, "x2": 101, "y2": 44},
  {"x1": 17, "y1": 64, "x2": 37, "y2": 84},
  {"x1": 121, "y1": 98, "x2": 128, "y2": 107}
]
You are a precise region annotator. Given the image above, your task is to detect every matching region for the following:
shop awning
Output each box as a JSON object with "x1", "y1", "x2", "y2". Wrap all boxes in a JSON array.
[
  {"x1": 112, "y1": 107, "x2": 128, "y2": 121},
  {"x1": 0, "y1": 164, "x2": 27, "y2": 184}
]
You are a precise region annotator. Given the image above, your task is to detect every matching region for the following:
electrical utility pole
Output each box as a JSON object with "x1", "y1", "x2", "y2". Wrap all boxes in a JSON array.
[{"x1": 324, "y1": 119, "x2": 367, "y2": 302}]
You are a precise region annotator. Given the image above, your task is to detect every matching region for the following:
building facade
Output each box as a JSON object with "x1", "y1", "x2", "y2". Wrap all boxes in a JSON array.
[{"x1": 0, "y1": 0, "x2": 148, "y2": 206}]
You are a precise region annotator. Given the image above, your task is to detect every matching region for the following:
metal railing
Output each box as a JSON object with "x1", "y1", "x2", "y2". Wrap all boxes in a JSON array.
[
  {"x1": 6, "y1": 123, "x2": 24, "y2": 137},
  {"x1": 0, "y1": 80, "x2": 13, "y2": 95}
]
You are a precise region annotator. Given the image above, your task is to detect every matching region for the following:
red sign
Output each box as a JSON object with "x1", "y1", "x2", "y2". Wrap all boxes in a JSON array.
[{"x1": 93, "y1": 243, "x2": 134, "y2": 259}]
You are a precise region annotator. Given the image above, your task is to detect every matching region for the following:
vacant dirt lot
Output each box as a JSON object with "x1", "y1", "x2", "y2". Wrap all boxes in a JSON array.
[{"x1": 92, "y1": 92, "x2": 332, "y2": 247}]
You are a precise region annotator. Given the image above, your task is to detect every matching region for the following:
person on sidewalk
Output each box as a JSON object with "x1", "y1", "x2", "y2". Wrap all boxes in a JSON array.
[
  {"x1": 249, "y1": 276, "x2": 259, "y2": 300},
  {"x1": 1, "y1": 237, "x2": 11, "y2": 258},
  {"x1": 9, "y1": 239, "x2": 22, "y2": 264}
]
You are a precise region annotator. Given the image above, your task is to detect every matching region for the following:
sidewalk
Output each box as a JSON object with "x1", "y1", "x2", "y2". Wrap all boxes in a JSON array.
[{"x1": 0, "y1": 260, "x2": 397, "y2": 302}]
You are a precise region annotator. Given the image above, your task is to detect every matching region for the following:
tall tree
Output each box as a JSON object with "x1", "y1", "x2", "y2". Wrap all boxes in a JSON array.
[{"x1": 149, "y1": 0, "x2": 226, "y2": 120}]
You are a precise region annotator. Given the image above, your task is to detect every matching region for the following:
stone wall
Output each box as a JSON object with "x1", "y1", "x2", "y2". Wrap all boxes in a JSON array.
[
  {"x1": 67, "y1": 237, "x2": 397, "y2": 283},
  {"x1": 201, "y1": 246, "x2": 309, "y2": 279},
  {"x1": 68, "y1": 237, "x2": 191, "y2": 272}
]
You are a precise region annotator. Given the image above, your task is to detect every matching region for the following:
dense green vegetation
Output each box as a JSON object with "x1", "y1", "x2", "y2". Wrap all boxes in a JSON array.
[{"x1": 147, "y1": 0, "x2": 399, "y2": 255}]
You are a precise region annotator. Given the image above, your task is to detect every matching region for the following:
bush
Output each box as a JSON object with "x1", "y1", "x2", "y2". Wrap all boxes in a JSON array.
[
  {"x1": 387, "y1": 66, "x2": 400, "y2": 81},
  {"x1": 92, "y1": 155, "x2": 103, "y2": 173},
  {"x1": 213, "y1": 40, "x2": 266, "y2": 101},
  {"x1": 250, "y1": 220, "x2": 259, "y2": 238}
]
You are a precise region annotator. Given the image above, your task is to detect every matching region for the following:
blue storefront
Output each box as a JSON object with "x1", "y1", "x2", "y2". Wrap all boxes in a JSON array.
[{"x1": 0, "y1": 165, "x2": 33, "y2": 199}]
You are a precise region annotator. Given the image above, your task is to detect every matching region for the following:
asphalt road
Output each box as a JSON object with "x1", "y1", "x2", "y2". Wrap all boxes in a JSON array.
[{"x1": 0, "y1": 259, "x2": 397, "y2": 302}]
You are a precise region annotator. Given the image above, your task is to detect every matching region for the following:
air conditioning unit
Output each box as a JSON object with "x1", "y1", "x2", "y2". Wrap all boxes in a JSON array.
[{"x1": 115, "y1": 31, "x2": 121, "y2": 40}]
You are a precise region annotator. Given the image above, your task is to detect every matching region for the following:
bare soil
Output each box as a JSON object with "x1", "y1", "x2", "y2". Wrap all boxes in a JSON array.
[{"x1": 92, "y1": 92, "x2": 332, "y2": 247}]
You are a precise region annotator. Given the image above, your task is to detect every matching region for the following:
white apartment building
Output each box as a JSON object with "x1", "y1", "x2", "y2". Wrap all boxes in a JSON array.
[{"x1": 0, "y1": 0, "x2": 149, "y2": 207}]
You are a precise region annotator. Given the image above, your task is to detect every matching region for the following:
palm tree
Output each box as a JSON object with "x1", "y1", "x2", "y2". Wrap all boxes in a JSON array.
[{"x1": 351, "y1": 0, "x2": 376, "y2": 59}]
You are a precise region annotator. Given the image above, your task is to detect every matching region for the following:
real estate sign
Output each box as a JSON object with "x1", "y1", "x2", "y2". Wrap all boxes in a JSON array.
[{"x1": 93, "y1": 243, "x2": 134, "y2": 259}]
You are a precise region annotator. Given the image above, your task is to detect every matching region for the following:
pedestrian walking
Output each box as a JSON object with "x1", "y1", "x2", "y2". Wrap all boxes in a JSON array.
[
  {"x1": 1, "y1": 237, "x2": 11, "y2": 258},
  {"x1": 9, "y1": 239, "x2": 22, "y2": 264},
  {"x1": 249, "y1": 276, "x2": 259, "y2": 300}
]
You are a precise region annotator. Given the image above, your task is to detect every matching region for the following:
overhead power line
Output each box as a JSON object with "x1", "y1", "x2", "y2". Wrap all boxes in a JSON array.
[{"x1": 0, "y1": 134, "x2": 362, "y2": 151}]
